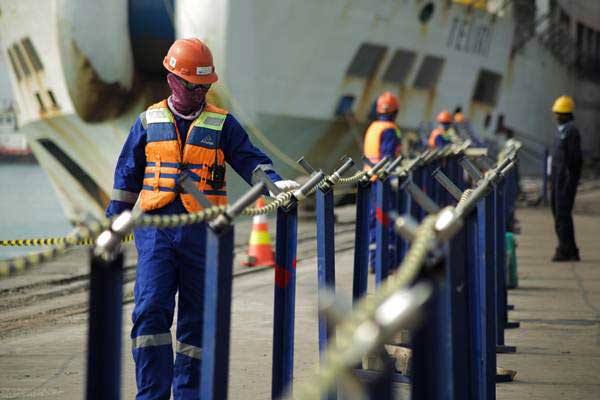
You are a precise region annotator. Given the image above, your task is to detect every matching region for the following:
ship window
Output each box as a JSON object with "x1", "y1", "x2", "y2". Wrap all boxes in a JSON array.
[
  {"x1": 12, "y1": 44, "x2": 31, "y2": 77},
  {"x1": 472, "y1": 69, "x2": 502, "y2": 106},
  {"x1": 382, "y1": 49, "x2": 417, "y2": 84},
  {"x1": 21, "y1": 37, "x2": 43, "y2": 72},
  {"x1": 47, "y1": 90, "x2": 59, "y2": 109},
  {"x1": 419, "y1": 3, "x2": 435, "y2": 24},
  {"x1": 413, "y1": 55, "x2": 445, "y2": 90},
  {"x1": 6, "y1": 48, "x2": 22, "y2": 81},
  {"x1": 37, "y1": 138, "x2": 109, "y2": 209},
  {"x1": 346, "y1": 43, "x2": 387, "y2": 79},
  {"x1": 335, "y1": 95, "x2": 355, "y2": 117},
  {"x1": 34, "y1": 92, "x2": 46, "y2": 113}
]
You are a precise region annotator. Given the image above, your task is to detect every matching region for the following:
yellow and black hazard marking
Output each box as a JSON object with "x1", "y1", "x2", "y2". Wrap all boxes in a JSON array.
[{"x1": 0, "y1": 234, "x2": 134, "y2": 247}]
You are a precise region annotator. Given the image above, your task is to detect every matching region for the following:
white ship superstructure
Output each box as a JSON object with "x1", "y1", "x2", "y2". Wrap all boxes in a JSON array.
[{"x1": 0, "y1": 0, "x2": 598, "y2": 220}]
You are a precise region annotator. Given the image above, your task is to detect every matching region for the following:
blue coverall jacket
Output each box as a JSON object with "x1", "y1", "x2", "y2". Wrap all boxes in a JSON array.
[
  {"x1": 550, "y1": 121, "x2": 582, "y2": 255},
  {"x1": 107, "y1": 108, "x2": 281, "y2": 400}
]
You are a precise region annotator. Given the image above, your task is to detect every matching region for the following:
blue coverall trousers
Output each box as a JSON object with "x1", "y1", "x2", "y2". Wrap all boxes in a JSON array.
[{"x1": 131, "y1": 203, "x2": 206, "y2": 400}]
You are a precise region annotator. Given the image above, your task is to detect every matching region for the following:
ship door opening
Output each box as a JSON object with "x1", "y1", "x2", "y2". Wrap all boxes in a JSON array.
[{"x1": 128, "y1": 0, "x2": 175, "y2": 79}]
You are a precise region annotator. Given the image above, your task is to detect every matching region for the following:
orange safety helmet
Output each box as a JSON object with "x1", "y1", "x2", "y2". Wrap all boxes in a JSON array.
[
  {"x1": 436, "y1": 110, "x2": 453, "y2": 124},
  {"x1": 163, "y1": 38, "x2": 218, "y2": 84},
  {"x1": 376, "y1": 91, "x2": 400, "y2": 114}
]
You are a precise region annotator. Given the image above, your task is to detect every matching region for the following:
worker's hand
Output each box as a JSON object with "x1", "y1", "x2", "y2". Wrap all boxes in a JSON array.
[{"x1": 270, "y1": 180, "x2": 300, "y2": 197}]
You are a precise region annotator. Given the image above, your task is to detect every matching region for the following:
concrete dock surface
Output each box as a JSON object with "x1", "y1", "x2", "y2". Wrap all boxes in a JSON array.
[{"x1": 0, "y1": 203, "x2": 599, "y2": 399}]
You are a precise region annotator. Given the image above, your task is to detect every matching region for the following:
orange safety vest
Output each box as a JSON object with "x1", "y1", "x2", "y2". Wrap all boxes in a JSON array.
[
  {"x1": 139, "y1": 100, "x2": 229, "y2": 212},
  {"x1": 428, "y1": 127, "x2": 451, "y2": 149},
  {"x1": 363, "y1": 120, "x2": 400, "y2": 169}
]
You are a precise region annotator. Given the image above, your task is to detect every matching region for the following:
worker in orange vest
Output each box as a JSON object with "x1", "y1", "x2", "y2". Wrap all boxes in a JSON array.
[
  {"x1": 428, "y1": 110, "x2": 454, "y2": 149},
  {"x1": 364, "y1": 91, "x2": 402, "y2": 272},
  {"x1": 106, "y1": 38, "x2": 298, "y2": 399}
]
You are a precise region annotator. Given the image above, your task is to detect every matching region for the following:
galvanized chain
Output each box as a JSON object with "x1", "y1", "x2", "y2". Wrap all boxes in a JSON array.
[
  {"x1": 292, "y1": 215, "x2": 438, "y2": 399},
  {"x1": 0, "y1": 218, "x2": 105, "y2": 278},
  {"x1": 242, "y1": 192, "x2": 294, "y2": 216}
]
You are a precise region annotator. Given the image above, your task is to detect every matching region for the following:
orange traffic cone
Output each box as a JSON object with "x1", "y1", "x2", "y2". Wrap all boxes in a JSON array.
[{"x1": 242, "y1": 197, "x2": 275, "y2": 267}]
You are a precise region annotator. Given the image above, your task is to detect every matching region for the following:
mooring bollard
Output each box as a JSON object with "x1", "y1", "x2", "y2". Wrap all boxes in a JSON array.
[
  {"x1": 200, "y1": 183, "x2": 265, "y2": 400},
  {"x1": 87, "y1": 212, "x2": 135, "y2": 400}
]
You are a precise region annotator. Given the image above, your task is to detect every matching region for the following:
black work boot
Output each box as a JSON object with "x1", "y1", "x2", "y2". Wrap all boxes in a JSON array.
[
  {"x1": 571, "y1": 248, "x2": 581, "y2": 262},
  {"x1": 551, "y1": 247, "x2": 580, "y2": 262},
  {"x1": 551, "y1": 250, "x2": 571, "y2": 262}
]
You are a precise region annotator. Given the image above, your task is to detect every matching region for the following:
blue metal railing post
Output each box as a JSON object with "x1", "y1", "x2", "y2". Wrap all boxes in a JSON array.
[
  {"x1": 482, "y1": 193, "x2": 498, "y2": 399},
  {"x1": 200, "y1": 182, "x2": 264, "y2": 400},
  {"x1": 86, "y1": 251, "x2": 124, "y2": 400},
  {"x1": 411, "y1": 269, "x2": 454, "y2": 400},
  {"x1": 352, "y1": 181, "x2": 371, "y2": 302},
  {"x1": 201, "y1": 225, "x2": 235, "y2": 400},
  {"x1": 410, "y1": 169, "x2": 423, "y2": 221},
  {"x1": 466, "y1": 205, "x2": 489, "y2": 400},
  {"x1": 271, "y1": 203, "x2": 299, "y2": 399},
  {"x1": 395, "y1": 186, "x2": 409, "y2": 264},
  {"x1": 374, "y1": 178, "x2": 392, "y2": 285},
  {"x1": 448, "y1": 226, "x2": 470, "y2": 399},
  {"x1": 316, "y1": 186, "x2": 336, "y2": 355}
]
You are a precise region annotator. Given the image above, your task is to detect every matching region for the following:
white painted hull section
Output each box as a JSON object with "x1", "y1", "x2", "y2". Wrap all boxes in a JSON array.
[{"x1": 0, "y1": 0, "x2": 598, "y2": 220}]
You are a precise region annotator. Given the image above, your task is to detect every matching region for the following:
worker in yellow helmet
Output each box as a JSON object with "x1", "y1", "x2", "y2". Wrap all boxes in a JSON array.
[{"x1": 550, "y1": 95, "x2": 582, "y2": 262}]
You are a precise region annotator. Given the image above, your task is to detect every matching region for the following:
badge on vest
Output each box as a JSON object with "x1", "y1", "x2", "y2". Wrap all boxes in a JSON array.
[{"x1": 189, "y1": 130, "x2": 219, "y2": 149}]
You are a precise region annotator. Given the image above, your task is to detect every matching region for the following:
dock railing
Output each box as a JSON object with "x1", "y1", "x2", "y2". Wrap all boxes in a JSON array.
[{"x1": 0, "y1": 140, "x2": 520, "y2": 400}]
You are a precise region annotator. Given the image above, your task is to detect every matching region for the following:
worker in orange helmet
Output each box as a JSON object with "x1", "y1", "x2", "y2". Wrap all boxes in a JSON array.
[
  {"x1": 106, "y1": 38, "x2": 298, "y2": 399},
  {"x1": 428, "y1": 110, "x2": 454, "y2": 149},
  {"x1": 364, "y1": 91, "x2": 402, "y2": 272}
]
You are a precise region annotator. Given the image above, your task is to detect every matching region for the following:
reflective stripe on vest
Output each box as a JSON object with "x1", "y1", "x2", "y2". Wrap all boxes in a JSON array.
[
  {"x1": 363, "y1": 120, "x2": 399, "y2": 170},
  {"x1": 139, "y1": 100, "x2": 229, "y2": 213}
]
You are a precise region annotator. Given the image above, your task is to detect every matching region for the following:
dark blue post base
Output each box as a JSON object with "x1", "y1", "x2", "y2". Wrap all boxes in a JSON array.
[
  {"x1": 201, "y1": 226, "x2": 235, "y2": 400},
  {"x1": 272, "y1": 204, "x2": 298, "y2": 399},
  {"x1": 86, "y1": 252, "x2": 124, "y2": 400},
  {"x1": 352, "y1": 182, "x2": 370, "y2": 302}
]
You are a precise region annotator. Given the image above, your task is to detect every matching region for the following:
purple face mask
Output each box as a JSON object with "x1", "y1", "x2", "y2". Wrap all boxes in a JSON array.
[{"x1": 167, "y1": 73, "x2": 209, "y2": 115}]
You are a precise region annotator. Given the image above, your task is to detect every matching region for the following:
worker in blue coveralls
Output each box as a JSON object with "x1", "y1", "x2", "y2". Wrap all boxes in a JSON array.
[
  {"x1": 549, "y1": 95, "x2": 583, "y2": 262},
  {"x1": 106, "y1": 38, "x2": 299, "y2": 400},
  {"x1": 363, "y1": 92, "x2": 402, "y2": 272}
]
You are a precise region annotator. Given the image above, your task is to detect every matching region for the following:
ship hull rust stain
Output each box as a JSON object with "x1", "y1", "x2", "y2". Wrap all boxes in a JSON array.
[{"x1": 66, "y1": 40, "x2": 130, "y2": 123}]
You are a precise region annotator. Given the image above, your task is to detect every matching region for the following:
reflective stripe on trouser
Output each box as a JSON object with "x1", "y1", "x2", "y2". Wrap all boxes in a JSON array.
[{"x1": 132, "y1": 220, "x2": 206, "y2": 400}]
